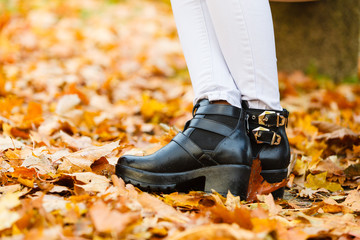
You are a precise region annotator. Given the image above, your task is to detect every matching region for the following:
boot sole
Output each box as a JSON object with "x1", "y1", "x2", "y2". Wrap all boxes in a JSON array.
[
  {"x1": 261, "y1": 168, "x2": 288, "y2": 199},
  {"x1": 116, "y1": 164, "x2": 251, "y2": 199}
]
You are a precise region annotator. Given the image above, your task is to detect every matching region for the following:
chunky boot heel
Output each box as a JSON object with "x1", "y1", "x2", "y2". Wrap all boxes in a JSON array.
[
  {"x1": 203, "y1": 165, "x2": 251, "y2": 199},
  {"x1": 261, "y1": 169, "x2": 288, "y2": 199},
  {"x1": 116, "y1": 100, "x2": 253, "y2": 198},
  {"x1": 242, "y1": 101, "x2": 290, "y2": 199}
]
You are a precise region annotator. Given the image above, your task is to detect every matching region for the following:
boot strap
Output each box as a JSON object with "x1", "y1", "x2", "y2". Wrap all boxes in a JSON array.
[
  {"x1": 251, "y1": 127, "x2": 281, "y2": 146},
  {"x1": 247, "y1": 109, "x2": 289, "y2": 127},
  {"x1": 172, "y1": 132, "x2": 218, "y2": 167},
  {"x1": 188, "y1": 118, "x2": 233, "y2": 136},
  {"x1": 194, "y1": 104, "x2": 241, "y2": 118}
]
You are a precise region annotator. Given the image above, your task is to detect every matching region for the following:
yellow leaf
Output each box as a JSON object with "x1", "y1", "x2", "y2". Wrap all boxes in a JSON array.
[
  {"x1": 0, "y1": 192, "x2": 22, "y2": 231},
  {"x1": 293, "y1": 156, "x2": 308, "y2": 176},
  {"x1": 140, "y1": 94, "x2": 167, "y2": 123},
  {"x1": 304, "y1": 172, "x2": 343, "y2": 192}
]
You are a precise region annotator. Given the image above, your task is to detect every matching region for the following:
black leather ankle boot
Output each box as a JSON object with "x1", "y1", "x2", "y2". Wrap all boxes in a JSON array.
[
  {"x1": 116, "y1": 100, "x2": 252, "y2": 198},
  {"x1": 242, "y1": 101, "x2": 290, "y2": 199}
]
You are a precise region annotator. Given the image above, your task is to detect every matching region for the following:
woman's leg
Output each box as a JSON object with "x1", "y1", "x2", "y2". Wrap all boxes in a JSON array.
[
  {"x1": 203, "y1": 0, "x2": 289, "y2": 198},
  {"x1": 205, "y1": 0, "x2": 281, "y2": 110},
  {"x1": 170, "y1": 0, "x2": 242, "y2": 108},
  {"x1": 116, "y1": 0, "x2": 289, "y2": 198}
]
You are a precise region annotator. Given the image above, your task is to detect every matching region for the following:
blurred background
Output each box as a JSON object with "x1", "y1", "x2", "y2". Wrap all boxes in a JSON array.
[{"x1": 1, "y1": 0, "x2": 360, "y2": 212}]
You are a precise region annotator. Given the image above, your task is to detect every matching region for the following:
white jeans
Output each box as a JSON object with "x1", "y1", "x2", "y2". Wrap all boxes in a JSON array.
[{"x1": 170, "y1": 0, "x2": 281, "y2": 110}]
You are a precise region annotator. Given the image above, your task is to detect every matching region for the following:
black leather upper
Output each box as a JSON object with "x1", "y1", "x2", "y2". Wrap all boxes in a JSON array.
[
  {"x1": 243, "y1": 105, "x2": 290, "y2": 170},
  {"x1": 118, "y1": 100, "x2": 253, "y2": 173}
]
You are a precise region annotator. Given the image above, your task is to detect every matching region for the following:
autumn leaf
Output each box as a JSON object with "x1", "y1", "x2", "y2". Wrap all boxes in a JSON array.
[
  {"x1": 304, "y1": 172, "x2": 343, "y2": 192},
  {"x1": 58, "y1": 140, "x2": 119, "y2": 172},
  {"x1": 89, "y1": 200, "x2": 140, "y2": 234},
  {"x1": 311, "y1": 121, "x2": 342, "y2": 133},
  {"x1": 168, "y1": 224, "x2": 258, "y2": 240},
  {"x1": 341, "y1": 189, "x2": 360, "y2": 212},
  {"x1": 344, "y1": 163, "x2": 360, "y2": 178},
  {"x1": 0, "y1": 192, "x2": 22, "y2": 231},
  {"x1": 246, "y1": 158, "x2": 287, "y2": 202},
  {"x1": 22, "y1": 102, "x2": 43, "y2": 128},
  {"x1": 70, "y1": 172, "x2": 110, "y2": 193},
  {"x1": 1, "y1": 0, "x2": 360, "y2": 239}
]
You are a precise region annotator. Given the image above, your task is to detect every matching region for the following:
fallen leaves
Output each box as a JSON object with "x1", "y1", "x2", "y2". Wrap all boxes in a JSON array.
[
  {"x1": 0, "y1": 0, "x2": 360, "y2": 239},
  {"x1": 168, "y1": 224, "x2": 259, "y2": 240}
]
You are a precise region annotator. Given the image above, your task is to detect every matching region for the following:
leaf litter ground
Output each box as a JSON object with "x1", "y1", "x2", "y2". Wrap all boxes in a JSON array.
[{"x1": 0, "y1": 0, "x2": 360, "y2": 239}]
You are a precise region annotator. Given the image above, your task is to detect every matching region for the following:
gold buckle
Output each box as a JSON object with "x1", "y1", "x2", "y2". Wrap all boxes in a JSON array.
[
  {"x1": 252, "y1": 127, "x2": 268, "y2": 144},
  {"x1": 252, "y1": 127, "x2": 281, "y2": 145},
  {"x1": 276, "y1": 113, "x2": 286, "y2": 127},
  {"x1": 258, "y1": 111, "x2": 286, "y2": 127},
  {"x1": 271, "y1": 132, "x2": 282, "y2": 145},
  {"x1": 258, "y1": 111, "x2": 275, "y2": 125}
]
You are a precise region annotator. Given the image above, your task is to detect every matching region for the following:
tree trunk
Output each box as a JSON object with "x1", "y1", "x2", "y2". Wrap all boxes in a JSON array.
[{"x1": 270, "y1": 0, "x2": 360, "y2": 82}]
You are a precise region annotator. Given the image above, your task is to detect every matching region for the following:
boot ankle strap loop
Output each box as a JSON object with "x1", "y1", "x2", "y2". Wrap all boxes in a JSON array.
[
  {"x1": 192, "y1": 103, "x2": 201, "y2": 117},
  {"x1": 252, "y1": 127, "x2": 281, "y2": 145}
]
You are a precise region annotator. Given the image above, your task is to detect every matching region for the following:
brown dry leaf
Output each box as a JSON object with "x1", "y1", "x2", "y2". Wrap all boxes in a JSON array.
[
  {"x1": 168, "y1": 224, "x2": 259, "y2": 240},
  {"x1": 316, "y1": 128, "x2": 360, "y2": 144},
  {"x1": 309, "y1": 157, "x2": 344, "y2": 177},
  {"x1": 344, "y1": 163, "x2": 360, "y2": 178},
  {"x1": 70, "y1": 172, "x2": 111, "y2": 193},
  {"x1": 311, "y1": 121, "x2": 343, "y2": 133},
  {"x1": 0, "y1": 136, "x2": 25, "y2": 151},
  {"x1": 91, "y1": 157, "x2": 115, "y2": 176},
  {"x1": 341, "y1": 189, "x2": 360, "y2": 212},
  {"x1": 246, "y1": 159, "x2": 287, "y2": 202},
  {"x1": 59, "y1": 131, "x2": 93, "y2": 150},
  {"x1": 58, "y1": 140, "x2": 119, "y2": 172},
  {"x1": 225, "y1": 191, "x2": 241, "y2": 211},
  {"x1": 89, "y1": 200, "x2": 140, "y2": 234},
  {"x1": 137, "y1": 192, "x2": 189, "y2": 223},
  {"x1": 257, "y1": 194, "x2": 282, "y2": 215},
  {"x1": 21, "y1": 154, "x2": 55, "y2": 175},
  {"x1": 303, "y1": 198, "x2": 345, "y2": 215}
]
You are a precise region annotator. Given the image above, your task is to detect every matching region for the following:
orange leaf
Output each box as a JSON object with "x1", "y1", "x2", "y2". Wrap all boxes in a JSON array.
[
  {"x1": 246, "y1": 159, "x2": 287, "y2": 203},
  {"x1": 207, "y1": 203, "x2": 253, "y2": 230},
  {"x1": 89, "y1": 200, "x2": 140, "y2": 233},
  {"x1": 22, "y1": 102, "x2": 43, "y2": 128},
  {"x1": 10, "y1": 167, "x2": 37, "y2": 179}
]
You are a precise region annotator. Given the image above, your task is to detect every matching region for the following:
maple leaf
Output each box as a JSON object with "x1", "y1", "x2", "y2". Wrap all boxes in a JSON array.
[
  {"x1": 58, "y1": 140, "x2": 119, "y2": 172},
  {"x1": 246, "y1": 158, "x2": 287, "y2": 203},
  {"x1": 137, "y1": 192, "x2": 189, "y2": 223},
  {"x1": 70, "y1": 172, "x2": 111, "y2": 193},
  {"x1": 89, "y1": 200, "x2": 140, "y2": 234}
]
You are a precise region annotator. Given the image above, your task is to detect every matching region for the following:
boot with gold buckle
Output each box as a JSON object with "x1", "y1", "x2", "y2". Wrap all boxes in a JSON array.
[{"x1": 242, "y1": 101, "x2": 290, "y2": 199}]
